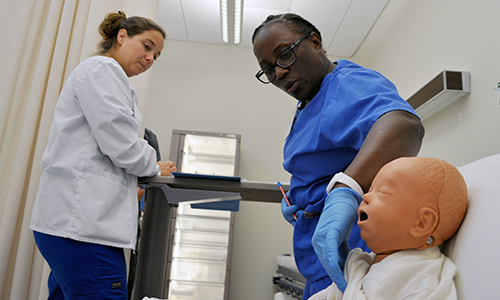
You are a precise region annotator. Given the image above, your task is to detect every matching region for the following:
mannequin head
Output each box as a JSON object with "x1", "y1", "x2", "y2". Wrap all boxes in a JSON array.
[{"x1": 358, "y1": 157, "x2": 468, "y2": 263}]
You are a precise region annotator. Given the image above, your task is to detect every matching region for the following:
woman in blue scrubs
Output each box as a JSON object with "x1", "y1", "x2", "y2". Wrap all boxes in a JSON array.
[{"x1": 252, "y1": 13, "x2": 424, "y2": 299}]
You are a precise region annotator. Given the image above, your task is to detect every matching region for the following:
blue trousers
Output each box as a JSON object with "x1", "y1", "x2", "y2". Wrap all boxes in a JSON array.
[{"x1": 33, "y1": 231, "x2": 127, "y2": 299}]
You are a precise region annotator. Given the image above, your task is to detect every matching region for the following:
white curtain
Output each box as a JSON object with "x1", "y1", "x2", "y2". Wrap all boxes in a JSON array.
[{"x1": 0, "y1": 1, "x2": 159, "y2": 299}]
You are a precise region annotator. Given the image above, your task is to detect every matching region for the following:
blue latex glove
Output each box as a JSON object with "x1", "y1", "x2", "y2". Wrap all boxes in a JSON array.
[
  {"x1": 312, "y1": 187, "x2": 362, "y2": 292},
  {"x1": 281, "y1": 193, "x2": 304, "y2": 227}
]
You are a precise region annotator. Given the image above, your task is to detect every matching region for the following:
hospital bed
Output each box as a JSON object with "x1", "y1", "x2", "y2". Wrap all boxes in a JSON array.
[
  {"x1": 273, "y1": 254, "x2": 305, "y2": 299},
  {"x1": 273, "y1": 153, "x2": 500, "y2": 300},
  {"x1": 441, "y1": 153, "x2": 500, "y2": 299}
]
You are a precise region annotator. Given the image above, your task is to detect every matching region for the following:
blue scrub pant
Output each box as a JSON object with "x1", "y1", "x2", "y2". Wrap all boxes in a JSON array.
[{"x1": 33, "y1": 231, "x2": 127, "y2": 299}]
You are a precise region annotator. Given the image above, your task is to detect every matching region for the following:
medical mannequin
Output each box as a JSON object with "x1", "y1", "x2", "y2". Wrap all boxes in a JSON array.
[{"x1": 309, "y1": 157, "x2": 467, "y2": 300}]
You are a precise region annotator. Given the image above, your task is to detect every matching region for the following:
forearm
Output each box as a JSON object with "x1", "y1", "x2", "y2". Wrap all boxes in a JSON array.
[{"x1": 341, "y1": 110, "x2": 424, "y2": 193}]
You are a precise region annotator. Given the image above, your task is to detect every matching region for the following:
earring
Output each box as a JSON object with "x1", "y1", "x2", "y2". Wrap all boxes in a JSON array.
[{"x1": 426, "y1": 236, "x2": 434, "y2": 245}]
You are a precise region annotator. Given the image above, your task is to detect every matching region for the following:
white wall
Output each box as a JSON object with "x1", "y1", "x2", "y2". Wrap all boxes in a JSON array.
[
  {"x1": 349, "y1": 0, "x2": 500, "y2": 166},
  {"x1": 144, "y1": 1, "x2": 500, "y2": 298}
]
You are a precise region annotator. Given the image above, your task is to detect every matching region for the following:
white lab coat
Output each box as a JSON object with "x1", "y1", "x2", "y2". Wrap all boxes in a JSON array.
[{"x1": 30, "y1": 56, "x2": 158, "y2": 249}]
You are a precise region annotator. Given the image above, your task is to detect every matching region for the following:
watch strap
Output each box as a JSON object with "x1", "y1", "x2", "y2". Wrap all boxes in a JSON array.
[{"x1": 326, "y1": 172, "x2": 364, "y2": 196}]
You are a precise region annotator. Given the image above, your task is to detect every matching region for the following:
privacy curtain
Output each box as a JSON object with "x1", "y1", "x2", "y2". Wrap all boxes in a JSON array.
[{"x1": 0, "y1": 1, "x2": 159, "y2": 299}]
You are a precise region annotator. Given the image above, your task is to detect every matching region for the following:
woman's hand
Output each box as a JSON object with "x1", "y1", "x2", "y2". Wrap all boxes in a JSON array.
[
  {"x1": 312, "y1": 188, "x2": 362, "y2": 292},
  {"x1": 156, "y1": 161, "x2": 177, "y2": 176},
  {"x1": 281, "y1": 193, "x2": 304, "y2": 227}
]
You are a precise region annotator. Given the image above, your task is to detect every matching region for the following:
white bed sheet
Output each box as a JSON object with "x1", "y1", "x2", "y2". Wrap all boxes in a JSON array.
[{"x1": 441, "y1": 153, "x2": 500, "y2": 300}]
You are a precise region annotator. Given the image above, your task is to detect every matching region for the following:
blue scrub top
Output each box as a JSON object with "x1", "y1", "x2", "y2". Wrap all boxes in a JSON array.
[{"x1": 284, "y1": 59, "x2": 418, "y2": 285}]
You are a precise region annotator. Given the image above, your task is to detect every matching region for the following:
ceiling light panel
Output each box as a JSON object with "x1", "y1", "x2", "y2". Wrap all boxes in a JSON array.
[
  {"x1": 221, "y1": 0, "x2": 229, "y2": 43},
  {"x1": 234, "y1": 0, "x2": 243, "y2": 43}
]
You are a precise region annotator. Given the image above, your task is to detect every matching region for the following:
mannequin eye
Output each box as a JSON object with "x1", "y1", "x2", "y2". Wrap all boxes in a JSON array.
[{"x1": 378, "y1": 185, "x2": 391, "y2": 196}]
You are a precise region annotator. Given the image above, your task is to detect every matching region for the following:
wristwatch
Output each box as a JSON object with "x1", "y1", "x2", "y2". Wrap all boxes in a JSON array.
[{"x1": 326, "y1": 172, "x2": 364, "y2": 196}]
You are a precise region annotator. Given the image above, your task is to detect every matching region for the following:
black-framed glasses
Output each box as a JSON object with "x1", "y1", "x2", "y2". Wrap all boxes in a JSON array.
[{"x1": 255, "y1": 34, "x2": 310, "y2": 84}]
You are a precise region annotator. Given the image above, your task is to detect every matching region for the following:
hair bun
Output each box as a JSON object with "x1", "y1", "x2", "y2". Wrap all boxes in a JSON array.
[{"x1": 97, "y1": 11, "x2": 166, "y2": 55}]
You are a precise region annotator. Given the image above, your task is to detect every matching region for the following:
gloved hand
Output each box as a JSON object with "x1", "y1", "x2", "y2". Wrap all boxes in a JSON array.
[
  {"x1": 281, "y1": 193, "x2": 303, "y2": 227},
  {"x1": 311, "y1": 187, "x2": 362, "y2": 292}
]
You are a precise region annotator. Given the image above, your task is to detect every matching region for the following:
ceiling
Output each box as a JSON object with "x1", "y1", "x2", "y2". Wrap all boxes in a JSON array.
[{"x1": 157, "y1": 0, "x2": 390, "y2": 57}]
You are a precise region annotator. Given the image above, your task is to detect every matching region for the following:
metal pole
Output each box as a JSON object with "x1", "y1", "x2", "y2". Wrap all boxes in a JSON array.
[{"x1": 132, "y1": 186, "x2": 175, "y2": 300}]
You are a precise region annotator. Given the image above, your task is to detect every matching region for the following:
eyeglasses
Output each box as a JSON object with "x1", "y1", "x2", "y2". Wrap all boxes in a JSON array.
[{"x1": 255, "y1": 34, "x2": 310, "y2": 84}]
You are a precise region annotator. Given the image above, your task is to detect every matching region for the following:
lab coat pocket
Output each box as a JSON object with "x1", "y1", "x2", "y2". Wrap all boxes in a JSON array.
[{"x1": 73, "y1": 171, "x2": 133, "y2": 246}]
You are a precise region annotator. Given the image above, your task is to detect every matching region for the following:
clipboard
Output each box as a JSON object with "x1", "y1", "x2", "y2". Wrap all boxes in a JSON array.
[{"x1": 172, "y1": 172, "x2": 241, "y2": 182}]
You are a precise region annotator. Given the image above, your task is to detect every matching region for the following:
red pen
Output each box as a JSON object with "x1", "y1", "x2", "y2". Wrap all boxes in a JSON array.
[{"x1": 278, "y1": 182, "x2": 297, "y2": 220}]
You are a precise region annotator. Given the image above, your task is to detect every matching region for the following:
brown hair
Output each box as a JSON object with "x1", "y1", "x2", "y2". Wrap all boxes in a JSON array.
[{"x1": 97, "y1": 11, "x2": 166, "y2": 55}]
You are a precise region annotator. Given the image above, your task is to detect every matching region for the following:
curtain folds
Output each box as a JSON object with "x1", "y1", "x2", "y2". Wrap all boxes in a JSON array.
[{"x1": 0, "y1": 1, "x2": 159, "y2": 299}]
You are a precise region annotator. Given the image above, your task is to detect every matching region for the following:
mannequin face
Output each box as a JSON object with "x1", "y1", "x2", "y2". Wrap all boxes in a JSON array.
[{"x1": 358, "y1": 159, "x2": 428, "y2": 255}]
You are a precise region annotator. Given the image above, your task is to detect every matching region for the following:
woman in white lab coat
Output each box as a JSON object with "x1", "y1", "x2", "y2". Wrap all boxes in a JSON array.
[{"x1": 30, "y1": 11, "x2": 176, "y2": 299}]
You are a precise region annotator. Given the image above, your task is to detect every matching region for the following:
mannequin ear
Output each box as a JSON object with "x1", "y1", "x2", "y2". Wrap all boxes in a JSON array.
[{"x1": 409, "y1": 207, "x2": 439, "y2": 239}]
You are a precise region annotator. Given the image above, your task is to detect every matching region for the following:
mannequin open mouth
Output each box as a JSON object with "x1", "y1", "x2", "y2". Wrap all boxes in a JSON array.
[{"x1": 359, "y1": 211, "x2": 368, "y2": 222}]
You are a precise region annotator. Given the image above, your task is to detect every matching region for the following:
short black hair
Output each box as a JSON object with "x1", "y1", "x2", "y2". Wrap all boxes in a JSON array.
[{"x1": 252, "y1": 13, "x2": 322, "y2": 44}]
